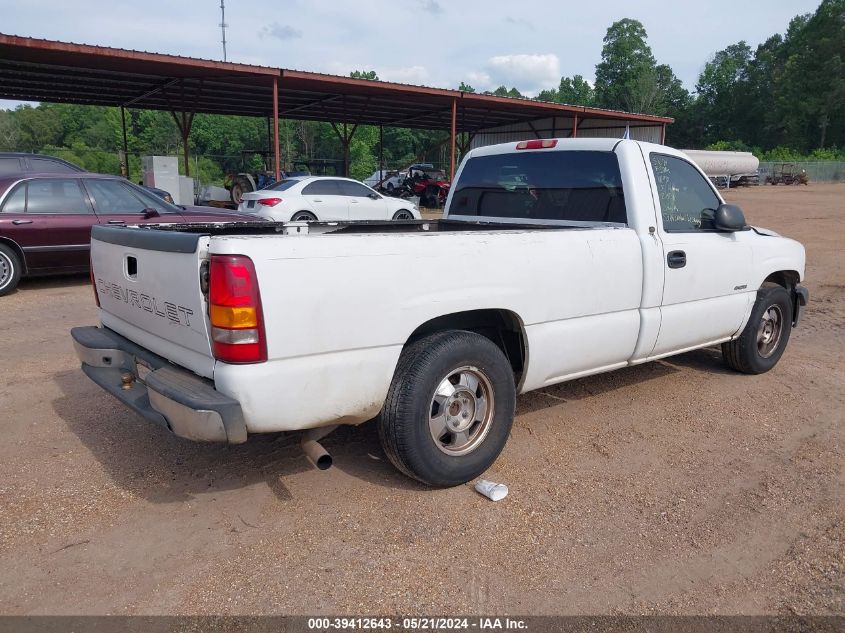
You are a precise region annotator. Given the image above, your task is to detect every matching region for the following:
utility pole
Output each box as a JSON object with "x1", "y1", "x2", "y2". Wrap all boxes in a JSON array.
[{"x1": 219, "y1": 0, "x2": 228, "y2": 62}]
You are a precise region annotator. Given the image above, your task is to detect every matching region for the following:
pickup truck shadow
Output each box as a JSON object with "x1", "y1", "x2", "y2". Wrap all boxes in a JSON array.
[
  {"x1": 51, "y1": 348, "x2": 729, "y2": 502},
  {"x1": 515, "y1": 347, "x2": 732, "y2": 415},
  {"x1": 50, "y1": 370, "x2": 427, "y2": 504},
  {"x1": 662, "y1": 347, "x2": 735, "y2": 375}
]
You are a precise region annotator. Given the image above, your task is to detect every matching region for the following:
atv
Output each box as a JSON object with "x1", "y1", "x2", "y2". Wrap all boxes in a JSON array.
[{"x1": 406, "y1": 164, "x2": 450, "y2": 208}]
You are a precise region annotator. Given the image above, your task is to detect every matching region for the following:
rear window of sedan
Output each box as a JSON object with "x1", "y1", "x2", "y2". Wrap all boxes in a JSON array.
[{"x1": 263, "y1": 180, "x2": 301, "y2": 192}]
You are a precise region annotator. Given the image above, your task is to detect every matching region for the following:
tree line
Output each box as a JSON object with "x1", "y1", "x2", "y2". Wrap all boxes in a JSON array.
[{"x1": 0, "y1": 0, "x2": 842, "y2": 184}]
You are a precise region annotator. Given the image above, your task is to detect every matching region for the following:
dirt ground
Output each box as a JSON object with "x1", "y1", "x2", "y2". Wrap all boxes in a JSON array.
[{"x1": 0, "y1": 184, "x2": 842, "y2": 616}]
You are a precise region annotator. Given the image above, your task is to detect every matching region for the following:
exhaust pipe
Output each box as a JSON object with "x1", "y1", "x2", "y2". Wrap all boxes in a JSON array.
[{"x1": 301, "y1": 425, "x2": 338, "y2": 470}]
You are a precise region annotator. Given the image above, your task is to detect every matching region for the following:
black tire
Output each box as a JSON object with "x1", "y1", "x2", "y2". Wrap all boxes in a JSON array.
[
  {"x1": 0, "y1": 243, "x2": 22, "y2": 297},
  {"x1": 291, "y1": 211, "x2": 317, "y2": 222},
  {"x1": 722, "y1": 285, "x2": 793, "y2": 374},
  {"x1": 230, "y1": 176, "x2": 253, "y2": 204},
  {"x1": 378, "y1": 330, "x2": 516, "y2": 487},
  {"x1": 425, "y1": 185, "x2": 440, "y2": 208},
  {"x1": 392, "y1": 209, "x2": 414, "y2": 220}
]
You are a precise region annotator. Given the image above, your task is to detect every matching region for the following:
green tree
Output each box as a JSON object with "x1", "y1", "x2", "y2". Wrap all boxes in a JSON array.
[
  {"x1": 774, "y1": 0, "x2": 845, "y2": 150},
  {"x1": 594, "y1": 18, "x2": 658, "y2": 112},
  {"x1": 490, "y1": 86, "x2": 523, "y2": 98},
  {"x1": 536, "y1": 75, "x2": 594, "y2": 106},
  {"x1": 350, "y1": 70, "x2": 379, "y2": 80},
  {"x1": 694, "y1": 42, "x2": 753, "y2": 143},
  {"x1": 458, "y1": 81, "x2": 475, "y2": 93}
]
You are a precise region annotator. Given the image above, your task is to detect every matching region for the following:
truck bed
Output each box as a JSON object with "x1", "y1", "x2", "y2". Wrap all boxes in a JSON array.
[{"x1": 129, "y1": 218, "x2": 606, "y2": 237}]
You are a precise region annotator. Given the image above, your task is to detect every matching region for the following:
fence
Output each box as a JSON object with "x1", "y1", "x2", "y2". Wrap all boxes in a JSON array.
[{"x1": 758, "y1": 161, "x2": 845, "y2": 183}]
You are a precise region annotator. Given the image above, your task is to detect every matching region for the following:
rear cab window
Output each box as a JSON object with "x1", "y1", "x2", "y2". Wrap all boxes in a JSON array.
[{"x1": 448, "y1": 150, "x2": 627, "y2": 224}]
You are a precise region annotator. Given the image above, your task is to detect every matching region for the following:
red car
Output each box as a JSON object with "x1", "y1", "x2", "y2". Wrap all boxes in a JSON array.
[{"x1": 0, "y1": 172, "x2": 257, "y2": 295}]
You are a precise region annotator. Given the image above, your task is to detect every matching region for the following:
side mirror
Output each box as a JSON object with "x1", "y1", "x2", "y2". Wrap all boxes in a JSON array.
[
  {"x1": 713, "y1": 203, "x2": 747, "y2": 232},
  {"x1": 143, "y1": 207, "x2": 161, "y2": 219},
  {"x1": 368, "y1": 192, "x2": 380, "y2": 200}
]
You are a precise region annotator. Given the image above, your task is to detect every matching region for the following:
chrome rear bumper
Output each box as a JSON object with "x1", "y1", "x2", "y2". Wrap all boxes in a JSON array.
[{"x1": 71, "y1": 326, "x2": 246, "y2": 444}]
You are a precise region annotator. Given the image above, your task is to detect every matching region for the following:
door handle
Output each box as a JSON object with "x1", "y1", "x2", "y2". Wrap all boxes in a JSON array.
[
  {"x1": 11, "y1": 219, "x2": 33, "y2": 225},
  {"x1": 350, "y1": 200, "x2": 359, "y2": 203},
  {"x1": 108, "y1": 220, "x2": 126, "y2": 224},
  {"x1": 667, "y1": 250, "x2": 686, "y2": 269},
  {"x1": 312, "y1": 199, "x2": 323, "y2": 202}
]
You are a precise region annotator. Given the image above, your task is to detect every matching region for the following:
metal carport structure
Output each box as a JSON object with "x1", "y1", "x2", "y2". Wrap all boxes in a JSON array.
[{"x1": 0, "y1": 34, "x2": 673, "y2": 180}]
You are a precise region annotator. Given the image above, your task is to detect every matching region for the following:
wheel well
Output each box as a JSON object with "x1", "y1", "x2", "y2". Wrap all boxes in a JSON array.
[
  {"x1": 406, "y1": 309, "x2": 526, "y2": 384},
  {"x1": 763, "y1": 270, "x2": 799, "y2": 290},
  {"x1": 0, "y1": 237, "x2": 27, "y2": 274}
]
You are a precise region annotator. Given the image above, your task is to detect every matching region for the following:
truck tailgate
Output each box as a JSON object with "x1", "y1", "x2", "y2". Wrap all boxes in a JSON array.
[{"x1": 90, "y1": 225, "x2": 215, "y2": 379}]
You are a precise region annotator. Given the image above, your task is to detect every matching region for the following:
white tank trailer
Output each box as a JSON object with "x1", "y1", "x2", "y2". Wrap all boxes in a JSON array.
[{"x1": 682, "y1": 150, "x2": 760, "y2": 188}]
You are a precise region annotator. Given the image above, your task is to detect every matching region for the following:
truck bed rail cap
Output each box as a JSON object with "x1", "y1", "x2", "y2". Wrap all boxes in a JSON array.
[{"x1": 91, "y1": 225, "x2": 203, "y2": 254}]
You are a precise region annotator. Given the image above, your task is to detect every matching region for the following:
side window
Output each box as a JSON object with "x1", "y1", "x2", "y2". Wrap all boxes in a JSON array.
[
  {"x1": 0, "y1": 157, "x2": 23, "y2": 175},
  {"x1": 301, "y1": 180, "x2": 341, "y2": 196},
  {"x1": 30, "y1": 157, "x2": 79, "y2": 173},
  {"x1": 85, "y1": 179, "x2": 148, "y2": 214},
  {"x1": 1, "y1": 183, "x2": 26, "y2": 213},
  {"x1": 25, "y1": 179, "x2": 92, "y2": 214},
  {"x1": 125, "y1": 183, "x2": 173, "y2": 213},
  {"x1": 338, "y1": 180, "x2": 376, "y2": 197},
  {"x1": 650, "y1": 154, "x2": 721, "y2": 232}
]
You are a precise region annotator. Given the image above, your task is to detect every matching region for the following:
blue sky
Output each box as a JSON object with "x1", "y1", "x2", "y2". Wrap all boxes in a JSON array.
[{"x1": 0, "y1": 0, "x2": 822, "y2": 109}]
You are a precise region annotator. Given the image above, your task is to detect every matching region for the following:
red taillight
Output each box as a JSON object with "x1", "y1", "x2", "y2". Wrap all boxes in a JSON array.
[
  {"x1": 90, "y1": 256, "x2": 100, "y2": 307},
  {"x1": 515, "y1": 139, "x2": 558, "y2": 150},
  {"x1": 208, "y1": 255, "x2": 267, "y2": 364},
  {"x1": 257, "y1": 198, "x2": 282, "y2": 206}
]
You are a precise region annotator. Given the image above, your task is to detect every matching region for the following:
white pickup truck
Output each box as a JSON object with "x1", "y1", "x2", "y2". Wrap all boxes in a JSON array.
[{"x1": 72, "y1": 138, "x2": 808, "y2": 486}]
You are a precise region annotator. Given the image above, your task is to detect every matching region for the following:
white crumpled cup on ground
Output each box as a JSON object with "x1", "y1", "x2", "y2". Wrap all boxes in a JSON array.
[{"x1": 474, "y1": 479, "x2": 508, "y2": 501}]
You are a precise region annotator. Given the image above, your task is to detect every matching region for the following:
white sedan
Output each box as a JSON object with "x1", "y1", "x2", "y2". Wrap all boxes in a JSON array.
[{"x1": 238, "y1": 176, "x2": 420, "y2": 221}]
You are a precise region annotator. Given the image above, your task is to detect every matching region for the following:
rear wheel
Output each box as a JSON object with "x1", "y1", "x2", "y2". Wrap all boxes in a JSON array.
[
  {"x1": 291, "y1": 211, "x2": 317, "y2": 222},
  {"x1": 378, "y1": 331, "x2": 516, "y2": 487},
  {"x1": 0, "y1": 243, "x2": 22, "y2": 296},
  {"x1": 230, "y1": 176, "x2": 253, "y2": 204},
  {"x1": 392, "y1": 209, "x2": 414, "y2": 220},
  {"x1": 722, "y1": 285, "x2": 793, "y2": 374}
]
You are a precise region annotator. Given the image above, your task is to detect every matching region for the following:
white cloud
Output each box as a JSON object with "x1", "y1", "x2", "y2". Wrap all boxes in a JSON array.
[
  {"x1": 482, "y1": 53, "x2": 561, "y2": 96},
  {"x1": 378, "y1": 65, "x2": 430, "y2": 85},
  {"x1": 260, "y1": 22, "x2": 303, "y2": 41},
  {"x1": 419, "y1": 0, "x2": 443, "y2": 14},
  {"x1": 505, "y1": 16, "x2": 534, "y2": 30},
  {"x1": 466, "y1": 71, "x2": 492, "y2": 90}
]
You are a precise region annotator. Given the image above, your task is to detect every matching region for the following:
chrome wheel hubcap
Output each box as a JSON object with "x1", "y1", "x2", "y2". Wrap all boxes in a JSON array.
[
  {"x1": 429, "y1": 366, "x2": 494, "y2": 456},
  {"x1": 0, "y1": 253, "x2": 11, "y2": 288},
  {"x1": 757, "y1": 304, "x2": 784, "y2": 358}
]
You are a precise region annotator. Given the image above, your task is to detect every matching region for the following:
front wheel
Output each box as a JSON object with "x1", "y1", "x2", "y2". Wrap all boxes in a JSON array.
[
  {"x1": 378, "y1": 331, "x2": 516, "y2": 487},
  {"x1": 392, "y1": 209, "x2": 414, "y2": 220},
  {"x1": 0, "y1": 243, "x2": 22, "y2": 296},
  {"x1": 722, "y1": 285, "x2": 793, "y2": 374}
]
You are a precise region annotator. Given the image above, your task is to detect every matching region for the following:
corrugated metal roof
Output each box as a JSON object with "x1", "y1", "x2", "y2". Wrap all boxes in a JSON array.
[{"x1": 0, "y1": 33, "x2": 673, "y2": 130}]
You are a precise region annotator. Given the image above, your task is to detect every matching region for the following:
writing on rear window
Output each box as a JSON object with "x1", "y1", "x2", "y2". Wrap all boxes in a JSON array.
[{"x1": 450, "y1": 150, "x2": 627, "y2": 224}]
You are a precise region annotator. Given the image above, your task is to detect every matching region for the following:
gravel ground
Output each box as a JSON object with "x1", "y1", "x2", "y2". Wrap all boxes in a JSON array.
[{"x1": 0, "y1": 184, "x2": 842, "y2": 615}]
